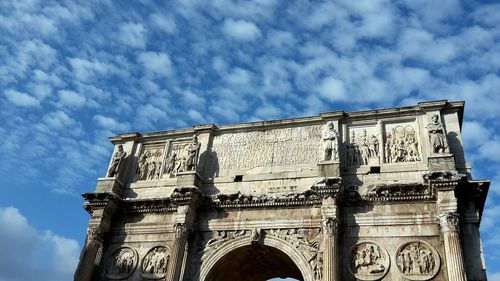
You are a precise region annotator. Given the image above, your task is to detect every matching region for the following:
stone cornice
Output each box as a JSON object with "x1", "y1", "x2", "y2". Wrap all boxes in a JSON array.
[
  {"x1": 207, "y1": 190, "x2": 323, "y2": 209},
  {"x1": 82, "y1": 191, "x2": 121, "y2": 214},
  {"x1": 123, "y1": 197, "x2": 177, "y2": 214},
  {"x1": 344, "y1": 182, "x2": 436, "y2": 204},
  {"x1": 107, "y1": 100, "x2": 465, "y2": 141}
]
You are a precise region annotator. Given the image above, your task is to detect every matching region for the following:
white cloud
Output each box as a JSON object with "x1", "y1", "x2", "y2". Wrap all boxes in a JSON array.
[
  {"x1": 57, "y1": 90, "x2": 87, "y2": 108},
  {"x1": 187, "y1": 109, "x2": 205, "y2": 123},
  {"x1": 266, "y1": 30, "x2": 296, "y2": 49},
  {"x1": 117, "y1": 22, "x2": 147, "y2": 48},
  {"x1": 4, "y1": 89, "x2": 40, "y2": 107},
  {"x1": 222, "y1": 19, "x2": 261, "y2": 41},
  {"x1": 93, "y1": 114, "x2": 130, "y2": 132},
  {"x1": 398, "y1": 28, "x2": 457, "y2": 64},
  {"x1": 225, "y1": 67, "x2": 253, "y2": 87},
  {"x1": 0, "y1": 207, "x2": 80, "y2": 281},
  {"x1": 68, "y1": 57, "x2": 117, "y2": 83},
  {"x1": 150, "y1": 13, "x2": 176, "y2": 34},
  {"x1": 462, "y1": 121, "x2": 492, "y2": 149},
  {"x1": 182, "y1": 90, "x2": 206, "y2": 107},
  {"x1": 39, "y1": 110, "x2": 79, "y2": 132},
  {"x1": 316, "y1": 77, "x2": 347, "y2": 102},
  {"x1": 137, "y1": 51, "x2": 173, "y2": 77}
]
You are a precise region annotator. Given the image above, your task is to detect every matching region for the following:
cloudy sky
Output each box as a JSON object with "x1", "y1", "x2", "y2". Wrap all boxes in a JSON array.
[{"x1": 0, "y1": 0, "x2": 499, "y2": 280}]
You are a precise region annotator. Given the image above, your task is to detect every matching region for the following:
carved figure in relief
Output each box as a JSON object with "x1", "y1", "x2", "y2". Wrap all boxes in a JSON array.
[
  {"x1": 427, "y1": 114, "x2": 447, "y2": 153},
  {"x1": 250, "y1": 228, "x2": 262, "y2": 243},
  {"x1": 165, "y1": 153, "x2": 177, "y2": 175},
  {"x1": 359, "y1": 129, "x2": 370, "y2": 165},
  {"x1": 185, "y1": 135, "x2": 201, "y2": 171},
  {"x1": 396, "y1": 241, "x2": 438, "y2": 278},
  {"x1": 175, "y1": 157, "x2": 186, "y2": 173},
  {"x1": 141, "y1": 247, "x2": 169, "y2": 279},
  {"x1": 369, "y1": 135, "x2": 379, "y2": 157},
  {"x1": 385, "y1": 125, "x2": 420, "y2": 163},
  {"x1": 147, "y1": 161, "x2": 157, "y2": 180},
  {"x1": 350, "y1": 243, "x2": 388, "y2": 279},
  {"x1": 105, "y1": 247, "x2": 137, "y2": 279},
  {"x1": 137, "y1": 153, "x2": 148, "y2": 180},
  {"x1": 347, "y1": 133, "x2": 359, "y2": 166},
  {"x1": 322, "y1": 121, "x2": 339, "y2": 161},
  {"x1": 107, "y1": 144, "x2": 126, "y2": 178}
]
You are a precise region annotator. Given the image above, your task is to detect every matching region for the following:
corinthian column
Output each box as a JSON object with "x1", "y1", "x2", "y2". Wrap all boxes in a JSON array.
[
  {"x1": 322, "y1": 217, "x2": 340, "y2": 281},
  {"x1": 439, "y1": 212, "x2": 466, "y2": 281},
  {"x1": 74, "y1": 227, "x2": 104, "y2": 281},
  {"x1": 166, "y1": 223, "x2": 190, "y2": 281}
]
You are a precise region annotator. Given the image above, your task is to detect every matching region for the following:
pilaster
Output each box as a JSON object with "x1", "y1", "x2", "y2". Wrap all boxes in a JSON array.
[
  {"x1": 74, "y1": 186, "x2": 121, "y2": 281},
  {"x1": 166, "y1": 187, "x2": 202, "y2": 281},
  {"x1": 318, "y1": 178, "x2": 342, "y2": 281},
  {"x1": 432, "y1": 176, "x2": 467, "y2": 281}
]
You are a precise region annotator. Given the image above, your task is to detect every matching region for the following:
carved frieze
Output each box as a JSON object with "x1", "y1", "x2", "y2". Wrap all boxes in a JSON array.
[
  {"x1": 348, "y1": 242, "x2": 390, "y2": 281},
  {"x1": 136, "y1": 146, "x2": 165, "y2": 181},
  {"x1": 396, "y1": 241, "x2": 440, "y2": 280},
  {"x1": 384, "y1": 122, "x2": 421, "y2": 163},
  {"x1": 268, "y1": 228, "x2": 322, "y2": 277},
  {"x1": 105, "y1": 247, "x2": 138, "y2": 279},
  {"x1": 209, "y1": 126, "x2": 323, "y2": 172},
  {"x1": 141, "y1": 246, "x2": 170, "y2": 279},
  {"x1": 346, "y1": 125, "x2": 381, "y2": 167},
  {"x1": 210, "y1": 190, "x2": 321, "y2": 209}
]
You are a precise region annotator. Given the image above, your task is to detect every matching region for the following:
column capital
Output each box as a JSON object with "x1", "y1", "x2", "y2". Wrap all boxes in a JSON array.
[
  {"x1": 174, "y1": 223, "x2": 190, "y2": 240},
  {"x1": 322, "y1": 217, "x2": 340, "y2": 237},
  {"x1": 439, "y1": 212, "x2": 460, "y2": 233},
  {"x1": 86, "y1": 227, "x2": 104, "y2": 244}
]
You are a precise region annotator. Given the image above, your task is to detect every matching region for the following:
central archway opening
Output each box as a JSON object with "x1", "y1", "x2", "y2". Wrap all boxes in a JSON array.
[{"x1": 205, "y1": 244, "x2": 303, "y2": 281}]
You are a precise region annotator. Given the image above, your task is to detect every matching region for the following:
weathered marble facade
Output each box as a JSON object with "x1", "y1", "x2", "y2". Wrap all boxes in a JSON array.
[{"x1": 75, "y1": 100, "x2": 490, "y2": 281}]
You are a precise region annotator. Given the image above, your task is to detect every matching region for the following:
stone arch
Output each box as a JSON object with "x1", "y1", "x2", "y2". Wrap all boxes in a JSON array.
[{"x1": 199, "y1": 235, "x2": 315, "y2": 281}]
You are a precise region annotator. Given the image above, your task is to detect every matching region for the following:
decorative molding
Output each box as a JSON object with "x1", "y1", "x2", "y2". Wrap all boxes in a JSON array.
[{"x1": 209, "y1": 190, "x2": 322, "y2": 209}]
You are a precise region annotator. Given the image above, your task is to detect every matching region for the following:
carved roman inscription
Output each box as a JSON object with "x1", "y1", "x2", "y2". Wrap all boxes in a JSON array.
[{"x1": 210, "y1": 126, "x2": 323, "y2": 172}]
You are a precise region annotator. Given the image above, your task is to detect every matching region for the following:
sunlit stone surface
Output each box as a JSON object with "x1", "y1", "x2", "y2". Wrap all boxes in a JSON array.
[{"x1": 75, "y1": 100, "x2": 489, "y2": 281}]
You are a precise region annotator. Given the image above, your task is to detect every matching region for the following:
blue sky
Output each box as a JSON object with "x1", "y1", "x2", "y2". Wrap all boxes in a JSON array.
[{"x1": 0, "y1": 0, "x2": 499, "y2": 280}]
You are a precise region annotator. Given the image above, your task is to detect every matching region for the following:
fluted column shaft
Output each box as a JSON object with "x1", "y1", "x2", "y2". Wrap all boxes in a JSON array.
[
  {"x1": 74, "y1": 228, "x2": 103, "y2": 281},
  {"x1": 322, "y1": 218, "x2": 339, "y2": 281},
  {"x1": 439, "y1": 212, "x2": 467, "y2": 281},
  {"x1": 166, "y1": 223, "x2": 190, "y2": 281}
]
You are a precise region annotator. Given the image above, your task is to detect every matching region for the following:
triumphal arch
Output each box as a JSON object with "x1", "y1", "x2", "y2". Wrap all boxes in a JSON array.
[{"x1": 75, "y1": 100, "x2": 489, "y2": 281}]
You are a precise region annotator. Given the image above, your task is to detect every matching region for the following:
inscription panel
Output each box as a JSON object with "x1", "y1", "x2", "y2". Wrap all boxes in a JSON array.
[{"x1": 210, "y1": 126, "x2": 323, "y2": 173}]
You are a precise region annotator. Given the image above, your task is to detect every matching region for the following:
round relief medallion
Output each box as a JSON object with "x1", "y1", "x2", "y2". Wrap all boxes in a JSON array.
[
  {"x1": 395, "y1": 241, "x2": 440, "y2": 280},
  {"x1": 105, "y1": 247, "x2": 138, "y2": 279},
  {"x1": 141, "y1": 246, "x2": 170, "y2": 279},
  {"x1": 348, "y1": 241, "x2": 390, "y2": 281}
]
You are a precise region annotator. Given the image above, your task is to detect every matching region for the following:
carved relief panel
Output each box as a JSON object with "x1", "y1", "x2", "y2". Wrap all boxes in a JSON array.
[
  {"x1": 383, "y1": 121, "x2": 421, "y2": 164},
  {"x1": 348, "y1": 241, "x2": 390, "y2": 281},
  {"x1": 136, "y1": 143, "x2": 165, "y2": 181},
  {"x1": 141, "y1": 246, "x2": 170, "y2": 279},
  {"x1": 346, "y1": 124, "x2": 382, "y2": 167},
  {"x1": 163, "y1": 137, "x2": 199, "y2": 176},
  {"x1": 209, "y1": 126, "x2": 323, "y2": 174},
  {"x1": 395, "y1": 241, "x2": 440, "y2": 280},
  {"x1": 104, "y1": 247, "x2": 138, "y2": 279}
]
